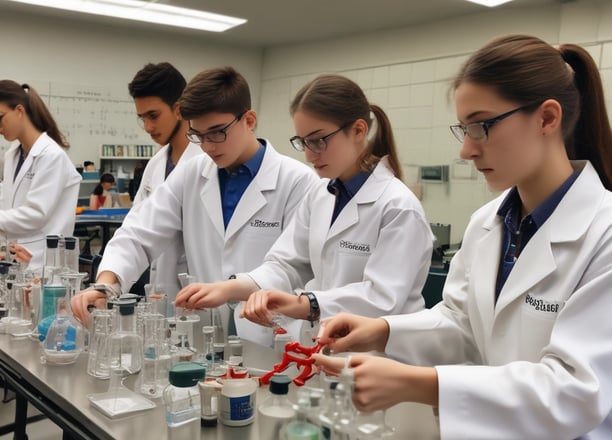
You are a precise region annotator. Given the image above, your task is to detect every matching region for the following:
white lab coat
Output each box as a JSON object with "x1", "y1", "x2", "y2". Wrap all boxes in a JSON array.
[
  {"x1": 131, "y1": 142, "x2": 203, "y2": 301},
  {"x1": 0, "y1": 133, "x2": 81, "y2": 269},
  {"x1": 98, "y1": 141, "x2": 318, "y2": 342},
  {"x1": 247, "y1": 157, "x2": 433, "y2": 343},
  {"x1": 384, "y1": 161, "x2": 612, "y2": 440}
]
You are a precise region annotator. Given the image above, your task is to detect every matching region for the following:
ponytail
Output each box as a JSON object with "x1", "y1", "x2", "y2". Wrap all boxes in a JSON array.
[
  {"x1": 559, "y1": 45, "x2": 612, "y2": 189},
  {"x1": 22, "y1": 83, "x2": 70, "y2": 149},
  {"x1": 454, "y1": 35, "x2": 612, "y2": 189},
  {"x1": 0, "y1": 80, "x2": 69, "y2": 149},
  {"x1": 364, "y1": 104, "x2": 402, "y2": 180}
]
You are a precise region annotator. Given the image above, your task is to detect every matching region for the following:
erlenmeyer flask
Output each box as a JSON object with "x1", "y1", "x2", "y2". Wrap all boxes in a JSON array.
[{"x1": 42, "y1": 273, "x2": 87, "y2": 365}]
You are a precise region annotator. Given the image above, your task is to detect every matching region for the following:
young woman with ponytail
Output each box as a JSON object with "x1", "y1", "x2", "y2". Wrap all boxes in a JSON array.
[
  {"x1": 313, "y1": 35, "x2": 612, "y2": 439},
  {"x1": 175, "y1": 74, "x2": 433, "y2": 346},
  {"x1": 0, "y1": 80, "x2": 81, "y2": 269}
]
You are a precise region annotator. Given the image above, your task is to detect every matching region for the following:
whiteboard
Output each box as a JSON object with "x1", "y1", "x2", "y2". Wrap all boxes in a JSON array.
[{"x1": 0, "y1": 81, "x2": 152, "y2": 167}]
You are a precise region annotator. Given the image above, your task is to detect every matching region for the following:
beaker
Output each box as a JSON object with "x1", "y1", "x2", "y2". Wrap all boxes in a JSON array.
[
  {"x1": 139, "y1": 313, "x2": 171, "y2": 398},
  {"x1": 7, "y1": 280, "x2": 34, "y2": 337},
  {"x1": 109, "y1": 295, "x2": 143, "y2": 376},
  {"x1": 87, "y1": 307, "x2": 115, "y2": 379}
]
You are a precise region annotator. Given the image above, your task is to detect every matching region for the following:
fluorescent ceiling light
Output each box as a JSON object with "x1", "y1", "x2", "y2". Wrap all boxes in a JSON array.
[
  {"x1": 465, "y1": 0, "x2": 514, "y2": 6},
  {"x1": 6, "y1": 0, "x2": 247, "y2": 32}
]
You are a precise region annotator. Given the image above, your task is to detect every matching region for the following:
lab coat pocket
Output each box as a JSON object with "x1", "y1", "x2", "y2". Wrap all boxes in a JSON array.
[{"x1": 519, "y1": 293, "x2": 565, "y2": 360}]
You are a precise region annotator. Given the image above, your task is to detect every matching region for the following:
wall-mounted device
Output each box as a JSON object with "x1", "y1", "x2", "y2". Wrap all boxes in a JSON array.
[{"x1": 420, "y1": 165, "x2": 449, "y2": 183}]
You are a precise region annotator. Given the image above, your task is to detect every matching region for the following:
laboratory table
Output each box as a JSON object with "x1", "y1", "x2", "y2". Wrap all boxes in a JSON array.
[
  {"x1": 0, "y1": 334, "x2": 440, "y2": 440},
  {"x1": 74, "y1": 215, "x2": 125, "y2": 255}
]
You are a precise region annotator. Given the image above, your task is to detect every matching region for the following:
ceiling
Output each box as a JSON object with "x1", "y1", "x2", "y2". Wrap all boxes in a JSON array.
[{"x1": 1, "y1": 0, "x2": 561, "y2": 48}]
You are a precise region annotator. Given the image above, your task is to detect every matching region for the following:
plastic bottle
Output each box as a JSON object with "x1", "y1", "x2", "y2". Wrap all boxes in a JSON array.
[
  {"x1": 258, "y1": 374, "x2": 296, "y2": 439},
  {"x1": 219, "y1": 378, "x2": 258, "y2": 426},
  {"x1": 163, "y1": 361, "x2": 206, "y2": 427}
]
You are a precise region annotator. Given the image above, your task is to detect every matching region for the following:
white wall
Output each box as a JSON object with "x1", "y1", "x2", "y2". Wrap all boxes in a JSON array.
[
  {"x1": 2, "y1": 1, "x2": 612, "y2": 243},
  {"x1": 258, "y1": 0, "x2": 612, "y2": 243},
  {"x1": 0, "y1": 8, "x2": 264, "y2": 168}
]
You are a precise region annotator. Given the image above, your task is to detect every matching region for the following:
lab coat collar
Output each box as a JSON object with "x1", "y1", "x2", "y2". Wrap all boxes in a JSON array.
[
  {"x1": 199, "y1": 140, "x2": 282, "y2": 240},
  {"x1": 326, "y1": 157, "x2": 394, "y2": 240},
  {"x1": 9, "y1": 132, "x2": 53, "y2": 194},
  {"x1": 478, "y1": 161, "x2": 603, "y2": 316}
]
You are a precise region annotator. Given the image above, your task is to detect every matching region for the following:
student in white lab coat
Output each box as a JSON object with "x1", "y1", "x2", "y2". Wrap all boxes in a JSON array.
[
  {"x1": 175, "y1": 74, "x2": 433, "y2": 345},
  {"x1": 0, "y1": 81, "x2": 81, "y2": 269},
  {"x1": 71, "y1": 67, "x2": 317, "y2": 330},
  {"x1": 127, "y1": 62, "x2": 202, "y2": 304},
  {"x1": 312, "y1": 35, "x2": 612, "y2": 440}
]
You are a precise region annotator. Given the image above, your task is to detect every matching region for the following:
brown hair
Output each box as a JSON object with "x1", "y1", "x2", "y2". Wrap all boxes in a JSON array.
[
  {"x1": 0, "y1": 80, "x2": 69, "y2": 149},
  {"x1": 179, "y1": 66, "x2": 251, "y2": 120},
  {"x1": 290, "y1": 74, "x2": 403, "y2": 180},
  {"x1": 454, "y1": 34, "x2": 612, "y2": 189}
]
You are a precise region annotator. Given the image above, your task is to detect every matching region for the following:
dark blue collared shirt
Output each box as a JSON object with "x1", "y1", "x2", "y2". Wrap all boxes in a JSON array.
[
  {"x1": 13, "y1": 146, "x2": 26, "y2": 182},
  {"x1": 165, "y1": 146, "x2": 176, "y2": 179},
  {"x1": 327, "y1": 171, "x2": 371, "y2": 225},
  {"x1": 495, "y1": 170, "x2": 580, "y2": 299},
  {"x1": 218, "y1": 142, "x2": 266, "y2": 229}
]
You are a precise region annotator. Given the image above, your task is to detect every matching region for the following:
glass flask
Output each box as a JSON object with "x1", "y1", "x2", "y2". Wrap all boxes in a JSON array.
[
  {"x1": 87, "y1": 305, "x2": 116, "y2": 379},
  {"x1": 109, "y1": 294, "x2": 143, "y2": 376},
  {"x1": 139, "y1": 312, "x2": 172, "y2": 399},
  {"x1": 0, "y1": 261, "x2": 10, "y2": 320},
  {"x1": 201, "y1": 325, "x2": 226, "y2": 377},
  {"x1": 40, "y1": 235, "x2": 65, "y2": 322},
  {"x1": 41, "y1": 273, "x2": 87, "y2": 365},
  {"x1": 285, "y1": 391, "x2": 321, "y2": 440}
]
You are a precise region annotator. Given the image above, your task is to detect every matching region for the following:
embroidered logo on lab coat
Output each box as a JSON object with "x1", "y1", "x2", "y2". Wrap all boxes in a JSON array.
[
  {"x1": 338, "y1": 240, "x2": 371, "y2": 255},
  {"x1": 250, "y1": 219, "x2": 280, "y2": 228},
  {"x1": 525, "y1": 294, "x2": 562, "y2": 313},
  {"x1": 24, "y1": 171, "x2": 35, "y2": 180}
]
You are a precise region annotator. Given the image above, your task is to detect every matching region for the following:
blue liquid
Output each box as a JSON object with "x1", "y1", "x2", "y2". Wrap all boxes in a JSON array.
[{"x1": 41, "y1": 285, "x2": 66, "y2": 320}]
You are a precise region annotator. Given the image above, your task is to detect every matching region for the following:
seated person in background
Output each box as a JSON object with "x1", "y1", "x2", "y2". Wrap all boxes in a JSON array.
[
  {"x1": 89, "y1": 173, "x2": 115, "y2": 210},
  {"x1": 83, "y1": 161, "x2": 96, "y2": 171}
]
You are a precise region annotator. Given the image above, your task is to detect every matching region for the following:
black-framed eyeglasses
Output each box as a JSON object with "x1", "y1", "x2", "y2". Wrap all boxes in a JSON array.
[
  {"x1": 449, "y1": 102, "x2": 542, "y2": 143},
  {"x1": 290, "y1": 123, "x2": 351, "y2": 153},
  {"x1": 186, "y1": 111, "x2": 246, "y2": 144}
]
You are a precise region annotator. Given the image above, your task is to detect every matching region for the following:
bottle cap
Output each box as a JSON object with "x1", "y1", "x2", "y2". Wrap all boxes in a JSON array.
[
  {"x1": 64, "y1": 237, "x2": 77, "y2": 250},
  {"x1": 46, "y1": 235, "x2": 60, "y2": 248},
  {"x1": 168, "y1": 362, "x2": 206, "y2": 387},
  {"x1": 112, "y1": 293, "x2": 139, "y2": 315},
  {"x1": 269, "y1": 374, "x2": 291, "y2": 395}
]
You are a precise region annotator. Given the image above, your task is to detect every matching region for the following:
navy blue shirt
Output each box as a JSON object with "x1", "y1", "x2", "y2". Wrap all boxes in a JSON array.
[
  {"x1": 327, "y1": 171, "x2": 371, "y2": 225},
  {"x1": 495, "y1": 170, "x2": 580, "y2": 299},
  {"x1": 218, "y1": 142, "x2": 266, "y2": 229},
  {"x1": 13, "y1": 146, "x2": 26, "y2": 182},
  {"x1": 165, "y1": 146, "x2": 176, "y2": 179}
]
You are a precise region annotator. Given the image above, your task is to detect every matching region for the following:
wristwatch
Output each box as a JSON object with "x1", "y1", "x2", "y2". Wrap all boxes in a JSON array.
[
  {"x1": 300, "y1": 292, "x2": 320, "y2": 322},
  {"x1": 89, "y1": 282, "x2": 121, "y2": 301}
]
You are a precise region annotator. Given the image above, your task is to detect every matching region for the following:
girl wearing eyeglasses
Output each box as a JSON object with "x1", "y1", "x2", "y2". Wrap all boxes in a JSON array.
[
  {"x1": 175, "y1": 74, "x2": 433, "y2": 345},
  {"x1": 0, "y1": 80, "x2": 81, "y2": 269},
  {"x1": 312, "y1": 35, "x2": 612, "y2": 439}
]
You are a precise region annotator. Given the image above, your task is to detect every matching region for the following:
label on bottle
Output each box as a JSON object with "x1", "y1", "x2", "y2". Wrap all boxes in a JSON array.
[{"x1": 219, "y1": 394, "x2": 255, "y2": 425}]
